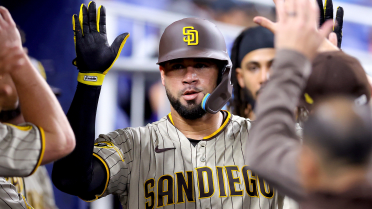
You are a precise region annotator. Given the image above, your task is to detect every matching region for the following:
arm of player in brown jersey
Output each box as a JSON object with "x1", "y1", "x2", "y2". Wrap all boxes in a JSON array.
[{"x1": 247, "y1": 49, "x2": 311, "y2": 200}]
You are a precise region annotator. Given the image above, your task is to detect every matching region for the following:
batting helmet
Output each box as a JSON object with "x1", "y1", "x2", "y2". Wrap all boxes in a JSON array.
[{"x1": 157, "y1": 18, "x2": 233, "y2": 114}]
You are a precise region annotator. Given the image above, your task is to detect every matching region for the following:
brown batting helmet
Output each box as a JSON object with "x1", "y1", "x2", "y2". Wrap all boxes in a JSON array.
[{"x1": 157, "y1": 18, "x2": 233, "y2": 114}]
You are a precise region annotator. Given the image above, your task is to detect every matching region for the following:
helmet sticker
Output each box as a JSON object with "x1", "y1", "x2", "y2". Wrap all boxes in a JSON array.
[{"x1": 183, "y1": 26, "x2": 199, "y2": 46}]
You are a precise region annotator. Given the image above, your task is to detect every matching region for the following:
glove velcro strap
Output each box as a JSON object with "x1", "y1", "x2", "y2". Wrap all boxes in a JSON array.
[{"x1": 77, "y1": 73, "x2": 105, "y2": 86}]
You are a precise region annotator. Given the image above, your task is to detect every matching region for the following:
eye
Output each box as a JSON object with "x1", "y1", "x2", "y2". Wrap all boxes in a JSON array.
[
  {"x1": 248, "y1": 65, "x2": 259, "y2": 72},
  {"x1": 171, "y1": 64, "x2": 184, "y2": 70},
  {"x1": 194, "y1": 63, "x2": 208, "y2": 68}
]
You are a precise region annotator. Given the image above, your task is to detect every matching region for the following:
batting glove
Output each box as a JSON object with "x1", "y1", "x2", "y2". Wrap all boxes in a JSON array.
[
  {"x1": 72, "y1": 1, "x2": 130, "y2": 86},
  {"x1": 317, "y1": 0, "x2": 344, "y2": 48}
]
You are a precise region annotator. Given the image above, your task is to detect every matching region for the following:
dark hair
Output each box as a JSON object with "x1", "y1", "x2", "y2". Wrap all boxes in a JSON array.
[{"x1": 229, "y1": 29, "x2": 251, "y2": 118}]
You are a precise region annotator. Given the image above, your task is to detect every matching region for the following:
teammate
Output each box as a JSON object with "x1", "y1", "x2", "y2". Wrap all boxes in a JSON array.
[
  {"x1": 230, "y1": 26, "x2": 274, "y2": 120},
  {"x1": 0, "y1": 6, "x2": 75, "y2": 209},
  {"x1": 0, "y1": 58, "x2": 59, "y2": 209},
  {"x1": 53, "y1": 1, "x2": 279, "y2": 208},
  {"x1": 0, "y1": 6, "x2": 75, "y2": 178},
  {"x1": 247, "y1": 0, "x2": 372, "y2": 207}
]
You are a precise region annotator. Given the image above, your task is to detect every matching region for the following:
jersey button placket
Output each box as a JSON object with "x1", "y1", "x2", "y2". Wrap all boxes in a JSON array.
[{"x1": 200, "y1": 141, "x2": 206, "y2": 162}]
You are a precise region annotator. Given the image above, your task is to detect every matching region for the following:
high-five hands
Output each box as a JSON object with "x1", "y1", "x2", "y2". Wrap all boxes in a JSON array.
[
  {"x1": 274, "y1": 0, "x2": 334, "y2": 60},
  {"x1": 255, "y1": 0, "x2": 336, "y2": 56},
  {"x1": 73, "y1": 1, "x2": 130, "y2": 86},
  {"x1": 317, "y1": 0, "x2": 344, "y2": 48}
]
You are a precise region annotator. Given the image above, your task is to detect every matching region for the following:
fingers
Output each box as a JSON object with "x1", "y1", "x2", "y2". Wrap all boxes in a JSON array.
[
  {"x1": 324, "y1": 0, "x2": 334, "y2": 21},
  {"x1": 87, "y1": 1, "x2": 97, "y2": 32},
  {"x1": 328, "y1": 32, "x2": 338, "y2": 47},
  {"x1": 97, "y1": 5, "x2": 106, "y2": 34},
  {"x1": 105, "y1": 33, "x2": 130, "y2": 74},
  {"x1": 73, "y1": 14, "x2": 82, "y2": 41},
  {"x1": 0, "y1": 7, "x2": 15, "y2": 26},
  {"x1": 276, "y1": 0, "x2": 287, "y2": 23},
  {"x1": 253, "y1": 17, "x2": 277, "y2": 33},
  {"x1": 308, "y1": 0, "x2": 320, "y2": 28},
  {"x1": 319, "y1": 20, "x2": 334, "y2": 39},
  {"x1": 334, "y1": 6, "x2": 344, "y2": 33},
  {"x1": 79, "y1": 4, "x2": 89, "y2": 36},
  {"x1": 316, "y1": 0, "x2": 325, "y2": 26}
]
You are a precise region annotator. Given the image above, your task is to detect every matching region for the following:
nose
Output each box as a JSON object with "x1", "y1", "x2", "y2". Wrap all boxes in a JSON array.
[
  {"x1": 182, "y1": 66, "x2": 199, "y2": 85},
  {"x1": 259, "y1": 67, "x2": 270, "y2": 84}
]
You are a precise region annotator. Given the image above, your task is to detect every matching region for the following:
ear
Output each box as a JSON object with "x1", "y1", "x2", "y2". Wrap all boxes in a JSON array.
[
  {"x1": 159, "y1": 66, "x2": 165, "y2": 86},
  {"x1": 298, "y1": 146, "x2": 321, "y2": 192},
  {"x1": 235, "y1": 68, "x2": 245, "y2": 88}
]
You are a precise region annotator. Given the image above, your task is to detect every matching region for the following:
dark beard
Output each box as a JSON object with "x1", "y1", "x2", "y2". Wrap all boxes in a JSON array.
[{"x1": 166, "y1": 88, "x2": 206, "y2": 120}]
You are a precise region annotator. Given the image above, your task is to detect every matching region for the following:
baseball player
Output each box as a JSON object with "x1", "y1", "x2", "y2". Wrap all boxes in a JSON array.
[
  {"x1": 0, "y1": 6, "x2": 75, "y2": 178},
  {"x1": 0, "y1": 26, "x2": 60, "y2": 209},
  {"x1": 53, "y1": 1, "x2": 279, "y2": 208},
  {"x1": 230, "y1": 26, "x2": 274, "y2": 120},
  {"x1": 0, "y1": 6, "x2": 75, "y2": 209}
]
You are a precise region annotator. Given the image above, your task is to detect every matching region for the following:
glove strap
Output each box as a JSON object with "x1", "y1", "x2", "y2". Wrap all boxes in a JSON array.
[{"x1": 77, "y1": 73, "x2": 105, "y2": 86}]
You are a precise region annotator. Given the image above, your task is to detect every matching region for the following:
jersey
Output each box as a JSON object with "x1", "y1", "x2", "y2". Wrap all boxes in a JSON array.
[
  {"x1": 0, "y1": 177, "x2": 33, "y2": 208},
  {"x1": 23, "y1": 166, "x2": 58, "y2": 209},
  {"x1": 0, "y1": 122, "x2": 45, "y2": 177},
  {"x1": 87, "y1": 111, "x2": 278, "y2": 209}
]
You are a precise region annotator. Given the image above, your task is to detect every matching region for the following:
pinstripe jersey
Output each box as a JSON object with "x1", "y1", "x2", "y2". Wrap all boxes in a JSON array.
[
  {"x1": 0, "y1": 122, "x2": 45, "y2": 177},
  {"x1": 88, "y1": 111, "x2": 278, "y2": 209},
  {"x1": 0, "y1": 177, "x2": 33, "y2": 208}
]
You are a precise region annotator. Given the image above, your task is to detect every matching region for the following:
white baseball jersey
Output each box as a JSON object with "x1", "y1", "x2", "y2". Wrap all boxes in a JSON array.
[
  {"x1": 0, "y1": 122, "x2": 44, "y2": 177},
  {"x1": 86, "y1": 111, "x2": 279, "y2": 209},
  {"x1": 0, "y1": 177, "x2": 33, "y2": 209}
]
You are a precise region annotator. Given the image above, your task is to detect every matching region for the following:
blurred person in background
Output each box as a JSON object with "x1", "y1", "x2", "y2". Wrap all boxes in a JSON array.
[
  {"x1": 246, "y1": 0, "x2": 372, "y2": 208},
  {"x1": 230, "y1": 26, "x2": 274, "y2": 120}
]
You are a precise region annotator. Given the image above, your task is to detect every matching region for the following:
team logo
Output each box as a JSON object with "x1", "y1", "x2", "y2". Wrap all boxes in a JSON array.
[
  {"x1": 84, "y1": 75, "x2": 98, "y2": 82},
  {"x1": 183, "y1": 26, "x2": 199, "y2": 45}
]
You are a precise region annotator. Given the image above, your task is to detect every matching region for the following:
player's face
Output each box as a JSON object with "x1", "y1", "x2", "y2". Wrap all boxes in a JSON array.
[
  {"x1": 236, "y1": 48, "x2": 275, "y2": 100},
  {"x1": 0, "y1": 73, "x2": 19, "y2": 111},
  {"x1": 160, "y1": 58, "x2": 219, "y2": 119}
]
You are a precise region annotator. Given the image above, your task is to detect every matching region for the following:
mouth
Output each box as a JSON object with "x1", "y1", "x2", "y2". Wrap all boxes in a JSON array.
[{"x1": 182, "y1": 89, "x2": 201, "y2": 101}]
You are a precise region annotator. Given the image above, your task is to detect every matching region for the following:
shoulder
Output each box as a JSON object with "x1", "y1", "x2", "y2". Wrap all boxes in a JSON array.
[{"x1": 230, "y1": 113, "x2": 252, "y2": 127}]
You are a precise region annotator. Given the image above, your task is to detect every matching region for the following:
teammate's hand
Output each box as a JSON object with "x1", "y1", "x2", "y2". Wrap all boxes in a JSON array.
[
  {"x1": 275, "y1": 0, "x2": 333, "y2": 60},
  {"x1": 317, "y1": 0, "x2": 344, "y2": 48},
  {"x1": 0, "y1": 7, "x2": 27, "y2": 74},
  {"x1": 73, "y1": 1, "x2": 130, "y2": 86}
]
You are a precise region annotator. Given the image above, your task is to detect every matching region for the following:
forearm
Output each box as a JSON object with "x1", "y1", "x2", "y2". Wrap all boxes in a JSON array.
[
  {"x1": 10, "y1": 54, "x2": 75, "y2": 164},
  {"x1": 52, "y1": 82, "x2": 105, "y2": 196},
  {"x1": 247, "y1": 49, "x2": 311, "y2": 200}
]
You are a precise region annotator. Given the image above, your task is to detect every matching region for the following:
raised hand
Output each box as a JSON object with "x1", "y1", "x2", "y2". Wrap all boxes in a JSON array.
[
  {"x1": 0, "y1": 7, "x2": 27, "y2": 74},
  {"x1": 274, "y1": 0, "x2": 334, "y2": 60},
  {"x1": 73, "y1": 1, "x2": 130, "y2": 86},
  {"x1": 317, "y1": 0, "x2": 344, "y2": 48}
]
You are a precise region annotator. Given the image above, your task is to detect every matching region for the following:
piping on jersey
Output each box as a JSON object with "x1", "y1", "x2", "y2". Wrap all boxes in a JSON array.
[
  {"x1": 167, "y1": 110, "x2": 231, "y2": 140},
  {"x1": 80, "y1": 153, "x2": 111, "y2": 202}
]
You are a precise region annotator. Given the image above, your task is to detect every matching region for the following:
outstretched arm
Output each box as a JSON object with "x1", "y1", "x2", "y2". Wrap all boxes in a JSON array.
[
  {"x1": 52, "y1": 1, "x2": 129, "y2": 197},
  {"x1": 246, "y1": 0, "x2": 333, "y2": 200}
]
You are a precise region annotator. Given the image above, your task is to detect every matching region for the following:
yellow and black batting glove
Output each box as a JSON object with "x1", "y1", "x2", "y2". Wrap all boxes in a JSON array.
[
  {"x1": 317, "y1": 0, "x2": 344, "y2": 48},
  {"x1": 72, "y1": 1, "x2": 130, "y2": 86}
]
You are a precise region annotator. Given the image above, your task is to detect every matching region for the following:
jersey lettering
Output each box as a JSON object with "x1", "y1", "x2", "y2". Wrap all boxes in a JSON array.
[
  {"x1": 175, "y1": 171, "x2": 194, "y2": 203},
  {"x1": 225, "y1": 166, "x2": 243, "y2": 196},
  {"x1": 144, "y1": 179, "x2": 155, "y2": 209},
  {"x1": 157, "y1": 175, "x2": 174, "y2": 207},
  {"x1": 196, "y1": 167, "x2": 214, "y2": 199},
  {"x1": 242, "y1": 166, "x2": 259, "y2": 197}
]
